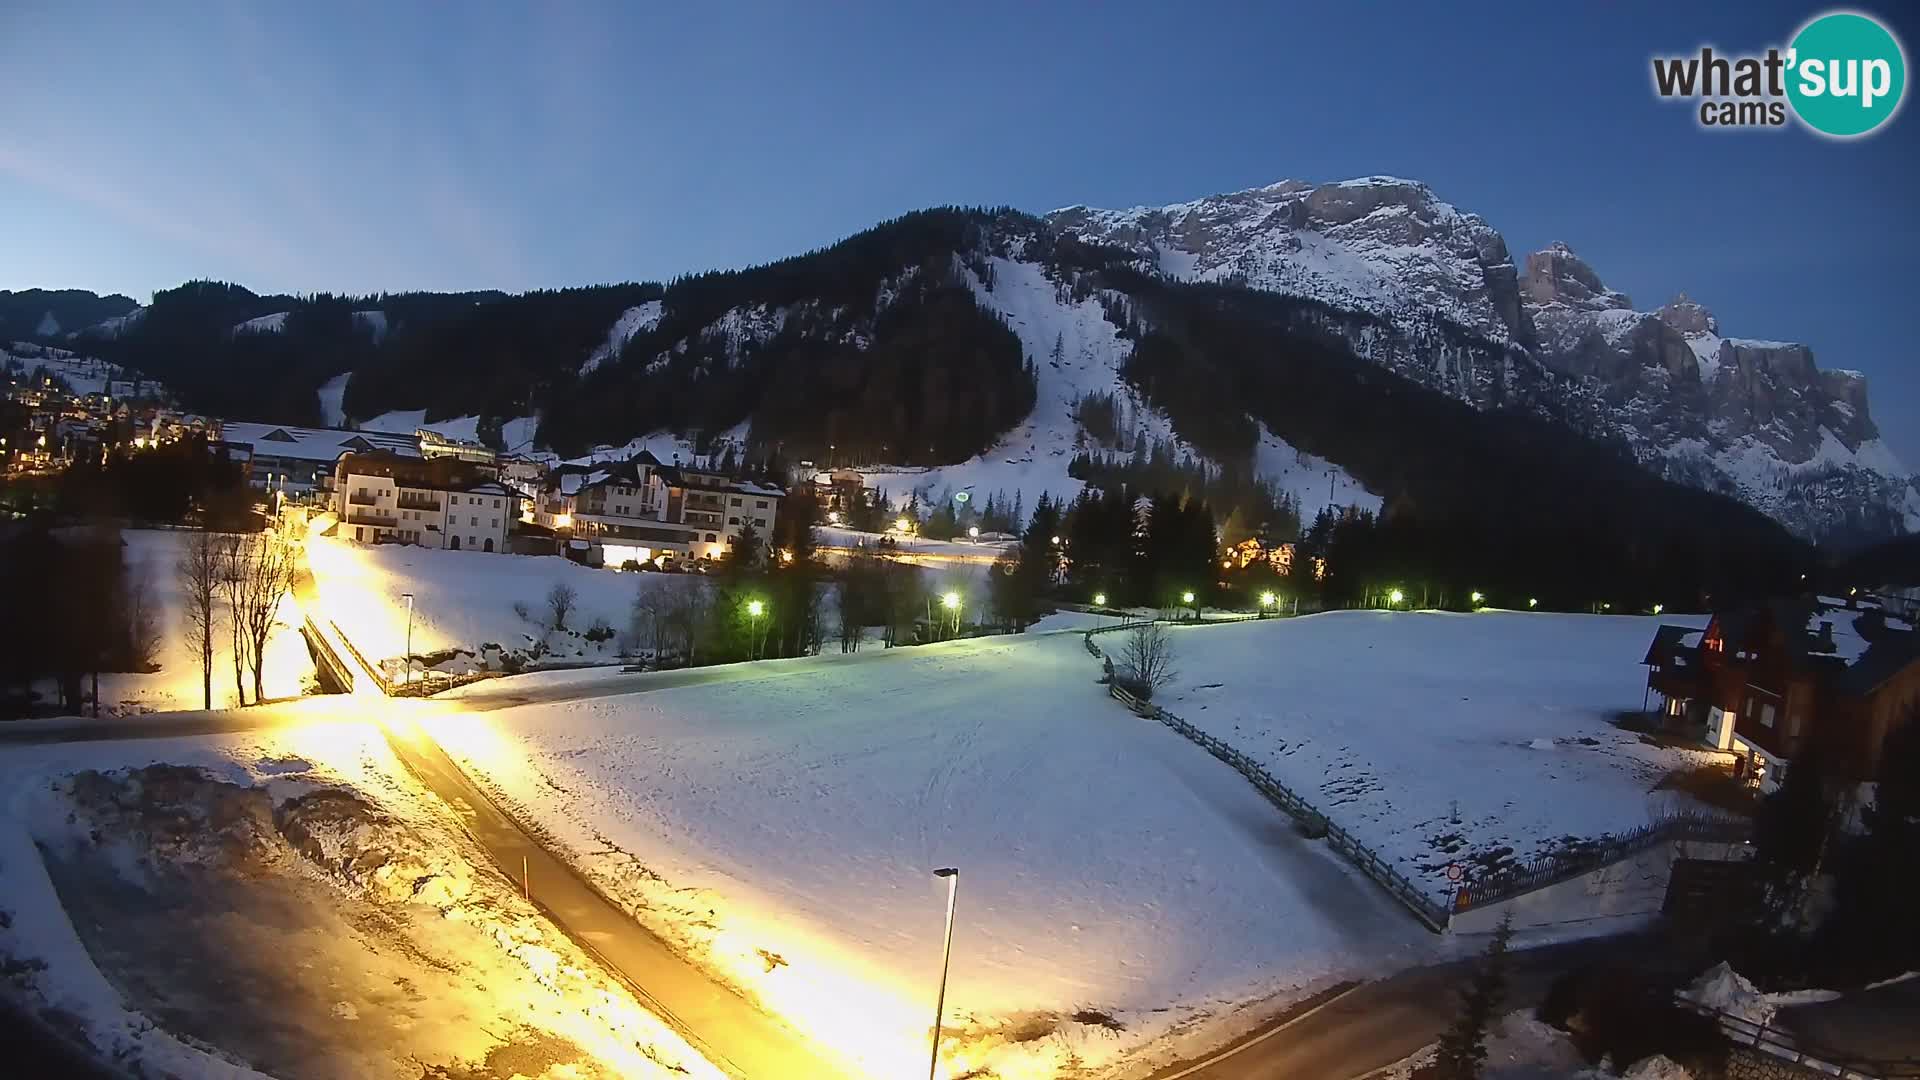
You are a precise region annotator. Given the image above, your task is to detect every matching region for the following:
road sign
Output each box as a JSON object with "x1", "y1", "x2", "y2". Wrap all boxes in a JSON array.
[{"x1": 1446, "y1": 863, "x2": 1463, "y2": 882}]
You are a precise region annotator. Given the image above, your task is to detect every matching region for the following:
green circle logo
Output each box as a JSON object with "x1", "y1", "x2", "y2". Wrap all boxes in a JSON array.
[{"x1": 1787, "y1": 11, "x2": 1906, "y2": 137}]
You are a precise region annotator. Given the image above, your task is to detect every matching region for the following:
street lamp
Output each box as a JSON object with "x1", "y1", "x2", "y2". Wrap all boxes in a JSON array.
[
  {"x1": 1092, "y1": 592, "x2": 1107, "y2": 607},
  {"x1": 896, "y1": 517, "x2": 911, "y2": 533},
  {"x1": 1388, "y1": 588, "x2": 1404, "y2": 606},
  {"x1": 1653, "y1": 603, "x2": 1664, "y2": 615},
  {"x1": 746, "y1": 598, "x2": 765, "y2": 659},
  {"x1": 1528, "y1": 597, "x2": 1539, "y2": 609},
  {"x1": 941, "y1": 590, "x2": 961, "y2": 637},
  {"x1": 928, "y1": 867, "x2": 960, "y2": 1080},
  {"x1": 1259, "y1": 591, "x2": 1276, "y2": 617},
  {"x1": 967, "y1": 525, "x2": 979, "y2": 540},
  {"x1": 1470, "y1": 591, "x2": 1484, "y2": 607},
  {"x1": 401, "y1": 592, "x2": 415, "y2": 688}
]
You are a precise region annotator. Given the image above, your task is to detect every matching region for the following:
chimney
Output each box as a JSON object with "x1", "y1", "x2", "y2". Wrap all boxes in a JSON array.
[{"x1": 1816, "y1": 621, "x2": 1836, "y2": 652}]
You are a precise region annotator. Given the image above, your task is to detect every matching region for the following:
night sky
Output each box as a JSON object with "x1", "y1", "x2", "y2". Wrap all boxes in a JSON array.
[{"x1": 3, "y1": 1, "x2": 1913, "y2": 458}]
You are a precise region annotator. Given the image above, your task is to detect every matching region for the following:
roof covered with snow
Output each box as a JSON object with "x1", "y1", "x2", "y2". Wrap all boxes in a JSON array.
[{"x1": 219, "y1": 422, "x2": 420, "y2": 462}]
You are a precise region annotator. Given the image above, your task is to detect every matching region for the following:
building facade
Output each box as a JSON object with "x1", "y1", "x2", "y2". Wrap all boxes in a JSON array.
[
  {"x1": 220, "y1": 422, "x2": 421, "y2": 494},
  {"x1": 330, "y1": 450, "x2": 516, "y2": 552},
  {"x1": 1643, "y1": 596, "x2": 1920, "y2": 788},
  {"x1": 534, "y1": 451, "x2": 783, "y2": 565}
]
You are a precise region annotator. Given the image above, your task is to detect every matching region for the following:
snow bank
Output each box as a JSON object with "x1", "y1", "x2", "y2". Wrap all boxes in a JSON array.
[
  {"x1": 1159, "y1": 611, "x2": 1719, "y2": 900},
  {"x1": 425, "y1": 632, "x2": 1439, "y2": 1079},
  {"x1": 0, "y1": 722, "x2": 719, "y2": 1079}
]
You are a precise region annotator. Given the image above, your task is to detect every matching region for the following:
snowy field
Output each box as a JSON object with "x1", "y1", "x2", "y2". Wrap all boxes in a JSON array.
[
  {"x1": 306, "y1": 537, "x2": 640, "y2": 672},
  {"x1": 424, "y1": 631, "x2": 1443, "y2": 1079},
  {"x1": 1157, "y1": 610, "x2": 1718, "y2": 901},
  {"x1": 0, "y1": 720, "x2": 718, "y2": 1079},
  {"x1": 69, "y1": 530, "x2": 311, "y2": 716}
]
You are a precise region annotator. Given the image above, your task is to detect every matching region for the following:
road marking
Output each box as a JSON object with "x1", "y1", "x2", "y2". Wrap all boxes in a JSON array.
[{"x1": 1153, "y1": 981, "x2": 1369, "y2": 1079}]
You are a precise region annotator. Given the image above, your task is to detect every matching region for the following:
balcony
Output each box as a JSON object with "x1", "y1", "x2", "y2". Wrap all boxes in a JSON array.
[
  {"x1": 397, "y1": 495, "x2": 441, "y2": 512},
  {"x1": 348, "y1": 492, "x2": 380, "y2": 506},
  {"x1": 346, "y1": 509, "x2": 396, "y2": 527}
]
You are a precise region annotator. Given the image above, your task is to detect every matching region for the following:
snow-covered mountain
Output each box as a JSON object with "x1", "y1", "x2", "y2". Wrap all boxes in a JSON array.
[{"x1": 1052, "y1": 177, "x2": 1915, "y2": 541}]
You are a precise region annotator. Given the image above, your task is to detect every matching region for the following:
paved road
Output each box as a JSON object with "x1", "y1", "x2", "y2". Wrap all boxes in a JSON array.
[
  {"x1": 377, "y1": 719, "x2": 845, "y2": 1079},
  {"x1": 1147, "y1": 936, "x2": 1650, "y2": 1080}
]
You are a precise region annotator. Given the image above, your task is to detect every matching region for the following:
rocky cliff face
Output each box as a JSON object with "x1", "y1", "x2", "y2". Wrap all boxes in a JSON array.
[{"x1": 1048, "y1": 179, "x2": 1915, "y2": 543}]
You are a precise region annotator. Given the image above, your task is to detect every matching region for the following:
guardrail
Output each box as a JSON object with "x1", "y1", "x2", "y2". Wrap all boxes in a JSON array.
[
  {"x1": 1454, "y1": 810, "x2": 1750, "y2": 913},
  {"x1": 1084, "y1": 626, "x2": 1453, "y2": 932},
  {"x1": 1674, "y1": 996, "x2": 1920, "y2": 1079}
]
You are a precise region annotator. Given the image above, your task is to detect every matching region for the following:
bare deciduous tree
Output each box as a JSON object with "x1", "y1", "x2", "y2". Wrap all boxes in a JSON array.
[
  {"x1": 232, "y1": 530, "x2": 299, "y2": 704},
  {"x1": 547, "y1": 582, "x2": 578, "y2": 631},
  {"x1": 218, "y1": 535, "x2": 249, "y2": 704},
  {"x1": 176, "y1": 530, "x2": 223, "y2": 711},
  {"x1": 1118, "y1": 622, "x2": 1178, "y2": 697}
]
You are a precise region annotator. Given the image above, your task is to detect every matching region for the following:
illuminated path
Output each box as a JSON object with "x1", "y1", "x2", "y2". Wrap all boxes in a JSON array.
[{"x1": 377, "y1": 717, "x2": 846, "y2": 1079}]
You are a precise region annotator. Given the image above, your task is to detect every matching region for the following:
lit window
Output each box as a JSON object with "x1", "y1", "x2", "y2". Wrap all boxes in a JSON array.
[{"x1": 1761, "y1": 704, "x2": 1776, "y2": 728}]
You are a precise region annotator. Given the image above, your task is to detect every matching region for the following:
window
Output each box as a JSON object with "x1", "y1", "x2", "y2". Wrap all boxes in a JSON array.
[
  {"x1": 1761, "y1": 704, "x2": 1776, "y2": 729},
  {"x1": 728, "y1": 516, "x2": 739, "y2": 525},
  {"x1": 755, "y1": 517, "x2": 767, "y2": 529},
  {"x1": 705, "y1": 533, "x2": 717, "y2": 543},
  {"x1": 490, "y1": 518, "x2": 498, "y2": 528},
  {"x1": 470, "y1": 516, "x2": 479, "y2": 526},
  {"x1": 730, "y1": 497, "x2": 742, "y2": 506},
  {"x1": 756, "y1": 500, "x2": 768, "y2": 509},
  {"x1": 492, "y1": 499, "x2": 500, "y2": 508},
  {"x1": 1745, "y1": 697, "x2": 1757, "y2": 718}
]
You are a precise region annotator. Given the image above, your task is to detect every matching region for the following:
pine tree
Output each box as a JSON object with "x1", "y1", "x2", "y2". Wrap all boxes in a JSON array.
[{"x1": 1429, "y1": 915, "x2": 1513, "y2": 1079}]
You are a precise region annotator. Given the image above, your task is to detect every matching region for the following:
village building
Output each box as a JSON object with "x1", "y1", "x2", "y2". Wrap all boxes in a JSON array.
[
  {"x1": 1643, "y1": 595, "x2": 1920, "y2": 790},
  {"x1": 329, "y1": 449, "x2": 516, "y2": 552},
  {"x1": 534, "y1": 451, "x2": 784, "y2": 566}
]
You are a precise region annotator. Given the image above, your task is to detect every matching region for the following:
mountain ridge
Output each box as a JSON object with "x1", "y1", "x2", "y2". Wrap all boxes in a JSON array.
[{"x1": 10, "y1": 177, "x2": 1911, "y2": 545}]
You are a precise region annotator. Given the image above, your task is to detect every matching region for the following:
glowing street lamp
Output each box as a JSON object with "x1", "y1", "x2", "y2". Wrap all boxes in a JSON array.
[
  {"x1": 400, "y1": 592, "x2": 415, "y2": 688},
  {"x1": 896, "y1": 517, "x2": 911, "y2": 533},
  {"x1": 1259, "y1": 591, "x2": 1276, "y2": 618},
  {"x1": 928, "y1": 867, "x2": 960, "y2": 1080},
  {"x1": 1092, "y1": 592, "x2": 1108, "y2": 607},
  {"x1": 1653, "y1": 603, "x2": 1665, "y2": 615},
  {"x1": 967, "y1": 525, "x2": 979, "y2": 540},
  {"x1": 1051, "y1": 535, "x2": 1062, "y2": 546},
  {"x1": 1181, "y1": 590, "x2": 1195, "y2": 604},
  {"x1": 746, "y1": 598, "x2": 766, "y2": 659},
  {"x1": 941, "y1": 590, "x2": 962, "y2": 636},
  {"x1": 1470, "y1": 591, "x2": 1484, "y2": 606},
  {"x1": 1388, "y1": 588, "x2": 1405, "y2": 606},
  {"x1": 1528, "y1": 597, "x2": 1539, "y2": 609},
  {"x1": 826, "y1": 510, "x2": 841, "y2": 525}
]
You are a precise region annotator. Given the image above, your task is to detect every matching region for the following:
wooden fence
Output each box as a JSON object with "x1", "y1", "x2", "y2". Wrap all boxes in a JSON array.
[
  {"x1": 1083, "y1": 626, "x2": 1453, "y2": 931},
  {"x1": 1080, "y1": 622, "x2": 1755, "y2": 933}
]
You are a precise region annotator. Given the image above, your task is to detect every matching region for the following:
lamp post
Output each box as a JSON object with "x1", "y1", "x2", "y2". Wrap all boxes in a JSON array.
[
  {"x1": 928, "y1": 867, "x2": 960, "y2": 1080},
  {"x1": 941, "y1": 590, "x2": 961, "y2": 638},
  {"x1": 1259, "y1": 591, "x2": 1276, "y2": 618},
  {"x1": 401, "y1": 592, "x2": 415, "y2": 689},
  {"x1": 1181, "y1": 590, "x2": 1196, "y2": 621},
  {"x1": 747, "y1": 599, "x2": 765, "y2": 660}
]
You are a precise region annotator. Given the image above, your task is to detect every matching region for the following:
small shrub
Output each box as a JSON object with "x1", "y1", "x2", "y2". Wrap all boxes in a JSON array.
[
  {"x1": 512, "y1": 601, "x2": 531, "y2": 621},
  {"x1": 585, "y1": 617, "x2": 615, "y2": 644}
]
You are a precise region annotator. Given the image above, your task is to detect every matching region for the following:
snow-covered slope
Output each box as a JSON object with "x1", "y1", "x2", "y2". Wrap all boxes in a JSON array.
[
  {"x1": 1054, "y1": 176, "x2": 1912, "y2": 541},
  {"x1": 231, "y1": 311, "x2": 289, "y2": 335},
  {"x1": 580, "y1": 300, "x2": 662, "y2": 376},
  {"x1": 1052, "y1": 176, "x2": 1527, "y2": 348},
  {"x1": 1520, "y1": 246, "x2": 1918, "y2": 538},
  {"x1": 861, "y1": 253, "x2": 1378, "y2": 515},
  {"x1": 316, "y1": 371, "x2": 351, "y2": 427}
]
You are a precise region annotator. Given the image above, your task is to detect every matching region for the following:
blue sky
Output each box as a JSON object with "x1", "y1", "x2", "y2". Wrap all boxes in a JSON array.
[{"x1": 2, "y1": 2, "x2": 1914, "y2": 459}]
